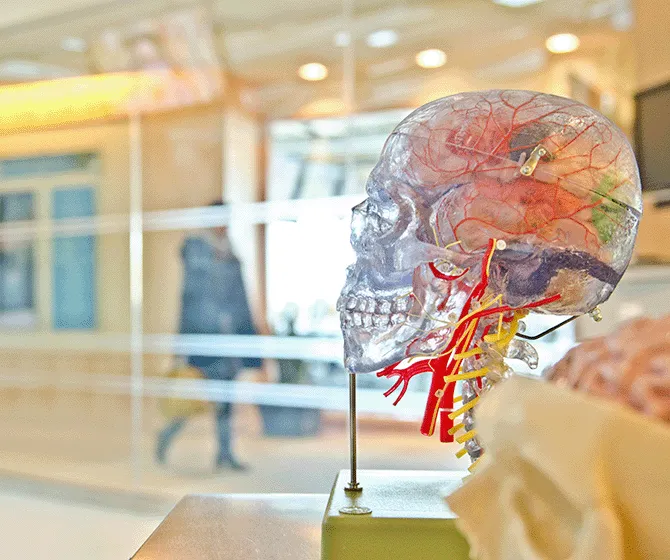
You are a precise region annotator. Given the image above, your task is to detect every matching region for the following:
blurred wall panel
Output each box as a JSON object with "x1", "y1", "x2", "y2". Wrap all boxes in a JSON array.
[
  {"x1": 141, "y1": 105, "x2": 223, "y2": 212},
  {"x1": 634, "y1": 0, "x2": 670, "y2": 90}
]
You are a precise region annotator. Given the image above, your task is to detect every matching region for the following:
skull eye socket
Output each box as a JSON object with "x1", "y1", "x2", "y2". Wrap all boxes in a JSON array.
[{"x1": 371, "y1": 188, "x2": 400, "y2": 224}]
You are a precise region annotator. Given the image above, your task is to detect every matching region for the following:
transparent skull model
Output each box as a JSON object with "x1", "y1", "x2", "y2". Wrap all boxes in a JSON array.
[{"x1": 338, "y1": 90, "x2": 641, "y2": 463}]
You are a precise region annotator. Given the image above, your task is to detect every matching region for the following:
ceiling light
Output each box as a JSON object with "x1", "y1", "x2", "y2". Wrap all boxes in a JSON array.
[
  {"x1": 545, "y1": 33, "x2": 580, "y2": 54},
  {"x1": 298, "y1": 63, "x2": 328, "y2": 81},
  {"x1": 493, "y1": 0, "x2": 543, "y2": 6},
  {"x1": 61, "y1": 37, "x2": 88, "y2": 53},
  {"x1": 416, "y1": 49, "x2": 447, "y2": 69},
  {"x1": 366, "y1": 29, "x2": 398, "y2": 48}
]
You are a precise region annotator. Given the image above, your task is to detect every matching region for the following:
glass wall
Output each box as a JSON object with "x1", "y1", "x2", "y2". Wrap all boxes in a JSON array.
[{"x1": 0, "y1": 0, "x2": 650, "y2": 508}]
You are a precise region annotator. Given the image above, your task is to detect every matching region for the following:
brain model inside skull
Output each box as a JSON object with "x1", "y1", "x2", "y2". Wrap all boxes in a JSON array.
[
  {"x1": 338, "y1": 90, "x2": 642, "y2": 465},
  {"x1": 547, "y1": 315, "x2": 670, "y2": 423}
]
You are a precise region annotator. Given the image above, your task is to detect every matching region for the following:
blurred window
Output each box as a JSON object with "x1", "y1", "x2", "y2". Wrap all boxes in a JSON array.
[
  {"x1": 52, "y1": 187, "x2": 97, "y2": 329},
  {"x1": 0, "y1": 193, "x2": 34, "y2": 325},
  {"x1": 265, "y1": 110, "x2": 410, "y2": 336},
  {"x1": 0, "y1": 153, "x2": 99, "y2": 330},
  {"x1": 267, "y1": 110, "x2": 411, "y2": 201},
  {"x1": 264, "y1": 110, "x2": 423, "y2": 392}
]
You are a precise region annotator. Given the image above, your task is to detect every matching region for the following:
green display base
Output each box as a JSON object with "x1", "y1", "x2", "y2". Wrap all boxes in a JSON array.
[{"x1": 321, "y1": 470, "x2": 471, "y2": 560}]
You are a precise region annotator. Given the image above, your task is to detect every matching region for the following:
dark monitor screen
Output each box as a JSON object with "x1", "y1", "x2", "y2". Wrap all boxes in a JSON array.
[{"x1": 635, "y1": 82, "x2": 670, "y2": 191}]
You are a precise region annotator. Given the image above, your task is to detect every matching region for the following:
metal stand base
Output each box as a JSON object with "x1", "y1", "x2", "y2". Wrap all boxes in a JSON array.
[{"x1": 322, "y1": 470, "x2": 471, "y2": 560}]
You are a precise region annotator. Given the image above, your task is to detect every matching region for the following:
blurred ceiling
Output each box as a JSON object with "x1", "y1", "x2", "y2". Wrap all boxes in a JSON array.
[{"x1": 0, "y1": 0, "x2": 634, "y2": 117}]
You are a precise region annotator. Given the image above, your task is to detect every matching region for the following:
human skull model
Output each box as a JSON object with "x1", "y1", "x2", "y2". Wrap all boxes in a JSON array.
[{"x1": 338, "y1": 90, "x2": 641, "y2": 462}]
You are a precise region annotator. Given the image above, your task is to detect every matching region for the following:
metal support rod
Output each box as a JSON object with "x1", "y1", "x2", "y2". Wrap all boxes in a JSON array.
[
  {"x1": 341, "y1": 0, "x2": 363, "y2": 497},
  {"x1": 345, "y1": 372, "x2": 362, "y2": 492}
]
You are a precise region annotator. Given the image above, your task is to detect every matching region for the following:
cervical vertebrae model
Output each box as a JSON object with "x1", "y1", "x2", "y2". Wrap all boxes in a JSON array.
[{"x1": 338, "y1": 90, "x2": 642, "y2": 465}]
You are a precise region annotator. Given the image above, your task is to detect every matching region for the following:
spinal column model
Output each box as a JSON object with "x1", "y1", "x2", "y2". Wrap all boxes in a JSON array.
[{"x1": 337, "y1": 90, "x2": 641, "y2": 465}]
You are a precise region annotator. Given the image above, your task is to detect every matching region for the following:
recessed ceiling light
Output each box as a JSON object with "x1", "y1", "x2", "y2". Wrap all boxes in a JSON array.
[
  {"x1": 416, "y1": 49, "x2": 447, "y2": 69},
  {"x1": 545, "y1": 33, "x2": 580, "y2": 54},
  {"x1": 493, "y1": 0, "x2": 543, "y2": 7},
  {"x1": 298, "y1": 62, "x2": 328, "y2": 81},
  {"x1": 366, "y1": 29, "x2": 398, "y2": 48},
  {"x1": 61, "y1": 37, "x2": 88, "y2": 53}
]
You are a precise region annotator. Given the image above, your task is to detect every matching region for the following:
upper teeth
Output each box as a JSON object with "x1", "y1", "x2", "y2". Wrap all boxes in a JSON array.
[
  {"x1": 337, "y1": 294, "x2": 412, "y2": 314},
  {"x1": 338, "y1": 294, "x2": 412, "y2": 331},
  {"x1": 342, "y1": 309, "x2": 406, "y2": 330}
]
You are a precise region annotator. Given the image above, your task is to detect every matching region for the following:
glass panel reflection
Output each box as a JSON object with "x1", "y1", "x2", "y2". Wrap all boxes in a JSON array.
[{"x1": 0, "y1": 0, "x2": 646, "y2": 531}]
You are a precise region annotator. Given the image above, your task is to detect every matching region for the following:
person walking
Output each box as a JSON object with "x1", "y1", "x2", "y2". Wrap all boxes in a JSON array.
[{"x1": 156, "y1": 201, "x2": 260, "y2": 470}]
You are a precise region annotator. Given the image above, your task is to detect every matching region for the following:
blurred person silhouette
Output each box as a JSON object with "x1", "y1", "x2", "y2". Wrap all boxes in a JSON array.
[{"x1": 156, "y1": 200, "x2": 260, "y2": 471}]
